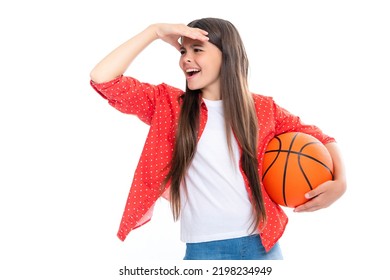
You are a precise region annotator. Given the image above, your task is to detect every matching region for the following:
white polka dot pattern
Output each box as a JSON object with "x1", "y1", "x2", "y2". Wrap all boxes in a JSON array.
[{"x1": 90, "y1": 75, "x2": 335, "y2": 252}]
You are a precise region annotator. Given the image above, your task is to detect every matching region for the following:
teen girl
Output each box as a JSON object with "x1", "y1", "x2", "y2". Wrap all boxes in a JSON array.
[{"x1": 90, "y1": 17, "x2": 346, "y2": 260}]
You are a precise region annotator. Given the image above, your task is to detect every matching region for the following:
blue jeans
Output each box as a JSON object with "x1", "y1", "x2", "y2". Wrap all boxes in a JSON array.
[{"x1": 183, "y1": 234, "x2": 283, "y2": 260}]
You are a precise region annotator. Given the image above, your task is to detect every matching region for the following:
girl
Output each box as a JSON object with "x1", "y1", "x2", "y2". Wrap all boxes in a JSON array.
[{"x1": 90, "y1": 18, "x2": 346, "y2": 260}]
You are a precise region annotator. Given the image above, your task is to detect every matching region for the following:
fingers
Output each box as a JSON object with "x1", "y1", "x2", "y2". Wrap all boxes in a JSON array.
[
  {"x1": 304, "y1": 187, "x2": 323, "y2": 200},
  {"x1": 183, "y1": 27, "x2": 209, "y2": 41},
  {"x1": 294, "y1": 183, "x2": 328, "y2": 212},
  {"x1": 155, "y1": 24, "x2": 209, "y2": 52},
  {"x1": 172, "y1": 24, "x2": 208, "y2": 39},
  {"x1": 293, "y1": 180, "x2": 344, "y2": 212},
  {"x1": 297, "y1": 179, "x2": 347, "y2": 213},
  {"x1": 170, "y1": 39, "x2": 182, "y2": 51},
  {"x1": 158, "y1": 24, "x2": 208, "y2": 42},
  {"x1": 294, "y1": 198, "x2": 323, "y2": 213}
]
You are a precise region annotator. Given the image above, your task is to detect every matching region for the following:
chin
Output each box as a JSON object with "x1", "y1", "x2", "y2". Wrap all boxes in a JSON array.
[{"x1": 187, "y1": 84, "x2": 201, "y2": 91}]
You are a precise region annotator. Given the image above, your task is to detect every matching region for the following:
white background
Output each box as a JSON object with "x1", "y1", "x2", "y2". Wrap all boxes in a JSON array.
[{"x1": 1, "y1": 0, "x2": 389, "y2": 279}]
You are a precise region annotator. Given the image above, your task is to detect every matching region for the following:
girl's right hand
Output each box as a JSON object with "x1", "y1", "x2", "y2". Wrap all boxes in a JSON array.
[
  {"x1": 153, "y1": 23, "x2": 209, "y2": 51},
  {"x1": 90, "y1": 22, "x2": 208, "y2": 84}
]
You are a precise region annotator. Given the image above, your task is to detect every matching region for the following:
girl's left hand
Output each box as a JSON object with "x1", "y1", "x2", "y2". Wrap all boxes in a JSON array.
[
  {"x1": 154, "y1": 23, "x2": 209, "y2": 51},
  {"x1": 293, "y1": 179, "x2": 346, "y2": 212}
]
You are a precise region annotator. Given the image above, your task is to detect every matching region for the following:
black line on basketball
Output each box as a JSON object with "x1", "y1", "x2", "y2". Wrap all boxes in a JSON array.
[
  {"x1": 297, "y1": 142, "x2": 316, "y2": 190},
  {"x1": 265, "y1": 149, "x2": 334, "y2": 179},
  {"x1": 282, "y1": 133, "x2": 299, "y2": 206},
  {"x1": 262, "y1": 136, "x2": 282, "y2": 179},
  {"x1": 297, "y1": 141, "x2": 335, "y2": 192}
]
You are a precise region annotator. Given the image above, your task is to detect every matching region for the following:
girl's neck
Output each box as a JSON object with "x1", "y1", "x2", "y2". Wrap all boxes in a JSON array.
[{"x1": 201, "y1": 91, "x2": 221, "y2": 100}]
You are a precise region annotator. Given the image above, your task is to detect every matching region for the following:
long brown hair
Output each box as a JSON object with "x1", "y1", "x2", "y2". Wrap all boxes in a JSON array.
[{"x1": 162, "y1": 18, "x2": 266, "y2": 230}]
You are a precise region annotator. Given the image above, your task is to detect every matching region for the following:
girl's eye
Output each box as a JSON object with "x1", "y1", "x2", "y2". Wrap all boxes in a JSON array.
[
  {"x1": 194, "y1": 48, "x2": 202, "y2": 52},
  {"x1": 179, "y1": 49, "x2": 186, "y2": 55}
]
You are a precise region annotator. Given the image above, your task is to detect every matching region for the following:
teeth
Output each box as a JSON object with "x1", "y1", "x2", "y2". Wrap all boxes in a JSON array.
[{"x1": 186, "y1": 69, "x2": 200, "y2": 73}]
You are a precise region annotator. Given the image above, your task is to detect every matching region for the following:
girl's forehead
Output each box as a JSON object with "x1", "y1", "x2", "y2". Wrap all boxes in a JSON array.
[
  {"x1": 180, "y1": 37, "x2": 212, "y2": 48},
  {"x1": 180, "y1": 37, "x2": 204, "y2": 46}
]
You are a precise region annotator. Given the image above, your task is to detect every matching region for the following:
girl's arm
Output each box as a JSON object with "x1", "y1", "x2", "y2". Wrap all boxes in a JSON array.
[
  {"x1": 294, "y1": 142, "x2": 347, "y2": 212},
  {"x1": 90, "y1": 23, "x2": 209, "y2": 83}
]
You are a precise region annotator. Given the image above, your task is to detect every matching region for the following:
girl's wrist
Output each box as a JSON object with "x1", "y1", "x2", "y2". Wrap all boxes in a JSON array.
[{"x1": 146, "y1": 23, "x2": 161, "y2": 41}]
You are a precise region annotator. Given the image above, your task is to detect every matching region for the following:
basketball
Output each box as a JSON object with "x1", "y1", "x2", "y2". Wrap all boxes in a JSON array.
[{"x1": 262, "y1": 132, "x2": 334, "y2": 207}]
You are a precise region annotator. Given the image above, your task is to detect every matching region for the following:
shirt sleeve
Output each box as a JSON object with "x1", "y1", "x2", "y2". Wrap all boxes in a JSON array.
[
  {"x1": 90, "y1": 75, "x2": 172, "y2": 125},
  {"x1": 273, "y1": 100, "x2": 335, "y2": 144}
]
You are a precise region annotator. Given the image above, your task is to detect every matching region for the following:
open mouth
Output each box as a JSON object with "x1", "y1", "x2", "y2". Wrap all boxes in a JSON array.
[{"x1": 186, "y1": 69, "x2": 200, "y2": 77}]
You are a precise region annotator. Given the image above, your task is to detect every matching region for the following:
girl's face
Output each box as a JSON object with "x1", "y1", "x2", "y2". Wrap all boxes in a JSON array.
[{"x1": 179, "y1": 37, "x2": 222, "y2": 100}]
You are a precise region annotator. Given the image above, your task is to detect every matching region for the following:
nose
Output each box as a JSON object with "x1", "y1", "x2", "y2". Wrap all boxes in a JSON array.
[{"x1": 183, "y1": 53, "x2": 191, "y2": 63}]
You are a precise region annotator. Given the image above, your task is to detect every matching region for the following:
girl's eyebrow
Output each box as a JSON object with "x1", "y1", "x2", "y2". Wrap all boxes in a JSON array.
[
  {"x1": 191, "y1": 43, "x2": 204, "y2": 48},
  {"x1": 180, "y1": 43, "x2": 205, "y2": 50}
]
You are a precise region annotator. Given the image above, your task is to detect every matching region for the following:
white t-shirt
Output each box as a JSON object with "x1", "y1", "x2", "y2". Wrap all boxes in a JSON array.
[{"x1": 180, "y1": 98, "x2": 256, "y2": 243}]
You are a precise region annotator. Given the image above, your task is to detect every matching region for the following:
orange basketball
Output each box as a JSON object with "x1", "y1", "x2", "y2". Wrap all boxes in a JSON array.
[{"x1": 262, "y1": 132, "x2": 334, "y2": 207}]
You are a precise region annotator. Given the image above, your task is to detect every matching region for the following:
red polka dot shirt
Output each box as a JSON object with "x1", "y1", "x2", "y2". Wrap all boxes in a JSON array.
[{"x1": 90, "y1": 75, "x2": 335, "y2": 252}]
